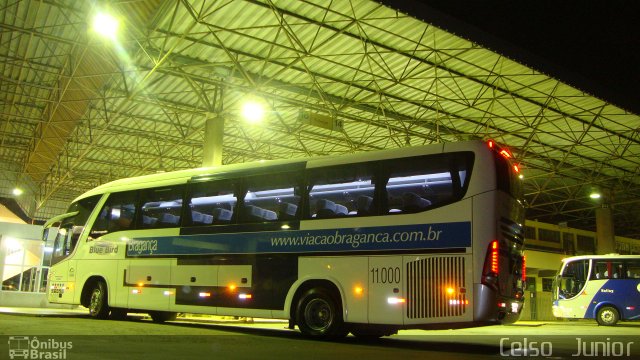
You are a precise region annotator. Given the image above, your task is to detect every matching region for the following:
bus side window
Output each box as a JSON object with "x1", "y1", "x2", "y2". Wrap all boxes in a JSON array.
[
  {"x1": 89, "y1": 191, "x2": 138, "y2": 238},
  {"x1": 140, "y1": 185, "x2": 185, "y2": 229},
  {"x1": 306, "y1": 164, "x2": 375, "y2": 219},
  {"x1": 382, "y1": 155, "x2": 448, "y2": 213},
  {"x1": 241, "y1": 172, "x2": 301, "y2": 223},
  {"x1": 186, "y1": 179, "x2": 238, "y2": 226},
  {"x1": 626, "y1": 260, "x2": 640, "y2": 278}
]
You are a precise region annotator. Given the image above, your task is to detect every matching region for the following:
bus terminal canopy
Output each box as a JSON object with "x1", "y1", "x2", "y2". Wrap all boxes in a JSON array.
[{"x1": 0, "y1": 0, "x2": 638, "y2": 238}]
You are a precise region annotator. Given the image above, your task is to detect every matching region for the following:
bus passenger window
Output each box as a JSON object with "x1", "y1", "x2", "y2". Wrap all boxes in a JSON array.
[
  {"x1": 242, "y1": 172, "x2": 301, "y2": 223},
  {"x1": 187, "y1": 180, "x2": 237, "y2": 226},
  {"x1": 89, "y1": 191, "x2": 138, "y2": 238},
  {"x1": 382, "y1": 152, "x2": 473, "y2": 214},
  {"x1": 306, "y1": 164, "x2": 375, "y2": 219},
  {"x1": 140, "y1": 186, "x2": 185, "y2": 229},
  {"x1": 627, "y1": 260, "x2": 640, "y2": 279}
]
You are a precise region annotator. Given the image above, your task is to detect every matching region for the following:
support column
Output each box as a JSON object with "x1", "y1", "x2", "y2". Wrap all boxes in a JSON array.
[
  {"x1": 595, "y1": 191, "x2": 615, "y2": 254},
  {"x1": 0, "y1": 236, "x2": 6, "y2": 287},
  {"x1": 202, "y1": 112, "x2": 224, "y2": 167}
]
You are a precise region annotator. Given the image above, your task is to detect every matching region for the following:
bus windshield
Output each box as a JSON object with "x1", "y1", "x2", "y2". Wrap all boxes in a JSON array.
[
  {"x1": 556, "y1": 259, "x2": 589, "y2": 299},
  {"x1": 49, "y1": 195, "x2": 101, "y2": 265}
]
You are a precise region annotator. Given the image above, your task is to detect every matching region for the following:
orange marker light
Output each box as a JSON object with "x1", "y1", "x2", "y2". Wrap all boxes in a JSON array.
[
  {"x1": 446, "y1": 287, "x2": 455, "y2": 295},
  {"x1": 500, "y1": 149, "x2": 511, "y2": 158}
]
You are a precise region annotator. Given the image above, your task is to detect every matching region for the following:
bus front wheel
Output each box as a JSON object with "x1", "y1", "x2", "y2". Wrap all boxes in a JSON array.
[
  {"x1": 296, "y1": 288, "x2": 347, "y2": 339},
  {"x1": 88, "y1": 281, "x2": 110, "y2": 319},
  {"x1": 596, "y1": 306, "x2": 619, "y2": 326}
]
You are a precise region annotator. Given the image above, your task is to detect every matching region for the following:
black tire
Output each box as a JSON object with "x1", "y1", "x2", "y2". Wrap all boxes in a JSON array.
[
  {"x1": 149, "y1": 311, "x2": 178, "y2": 323},
  {"x1": 109, "y1": 308, "x2": 128, "y2": 320},
  {"x1": 596, "y1": 306, "x2": 619, "y2": 326},
  {"x1": 350, "y1": 327, "x2": 393, "y2": 340},
  {"x1": 88, "y1": 281, "x2": 110, "y2": 319},
  {"x1": 296, "y1": 288, "x2": 347, "y2": 339}
]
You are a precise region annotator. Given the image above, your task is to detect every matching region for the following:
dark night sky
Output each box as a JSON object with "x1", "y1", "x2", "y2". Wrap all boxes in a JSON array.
[{"x1": 382, "y1": 1, "x2": 640, "y2": 114}]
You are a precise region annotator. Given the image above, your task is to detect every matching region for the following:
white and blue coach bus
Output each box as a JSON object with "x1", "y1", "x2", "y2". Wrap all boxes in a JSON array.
[
  {"x1": 553, "y1": 254, "x2": 640, "y2": 326},
  {"x1": 44, "y1": 139, "x2": 525, "y2": 338}
]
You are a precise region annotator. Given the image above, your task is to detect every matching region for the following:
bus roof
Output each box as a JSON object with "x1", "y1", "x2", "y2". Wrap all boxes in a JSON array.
[
  {"x1": 72, "y1": 139, "x2": 489, "y2": 203},
  {"x1": 561, "y1": 254, "x2": 640, "y2": 263}
]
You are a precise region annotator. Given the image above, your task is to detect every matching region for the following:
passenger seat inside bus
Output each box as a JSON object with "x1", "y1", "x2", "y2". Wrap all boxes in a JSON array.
[
  {"x1": 356, "y1": 195, "x2": 373, "y2": 215},
  {"x1": 243, "y1": 205, "x2": 274, "y2": 222},
  {"x1": 401, "y1": 192, "x2": 431, "y2": 212},
  {"x1": 212, "y1": 207, "x2": 232, "y2": 223},
  {"x1": 143, "y1": 215, "x2": 158, "y2": 227},
  {"x1": 315, "y1": 199, "x2": 348, "y2": 218},
  {"x1": 158, "y1": 213, "x2": 180, "y2": 226},
  {"x1": 278, "y1": 202, "x2": 298, "y2": 220}
]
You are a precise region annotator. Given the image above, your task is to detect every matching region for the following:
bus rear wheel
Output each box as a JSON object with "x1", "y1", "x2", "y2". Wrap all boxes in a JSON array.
[
  {"x1": 296, "y1": 288, "x2": 347, "y2": 339},
  {"x1": 88, "y1": 281, "x2": 110, "y2": 319},
  {"x1": 596, "y1": 306, "x2": 619, "y2": 326}
]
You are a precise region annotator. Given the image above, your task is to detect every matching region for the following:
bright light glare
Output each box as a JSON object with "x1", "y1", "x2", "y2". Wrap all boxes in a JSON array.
[
  {"x1": 589, "y1": 193, "x2": 601, "y2": 199},
  {"x1": 93, "y1": 12, "x2": 119, "y2": 39},
  {"x1": 387, "y1": 297, "x2": 406, "y2": 305},
  {"x1": 241, "y1": 101, "x2": 265, "y2": 123},
  {"x1": 12, "y1": 188, "x2": 23, "y2": 196},
  {"x1": 446, "y1": 287, "x2": 455, "y2": 295}
]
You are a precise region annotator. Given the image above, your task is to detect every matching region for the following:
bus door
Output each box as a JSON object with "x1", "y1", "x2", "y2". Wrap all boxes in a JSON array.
[
  {"x1": 46, "y1": 212, "x2": 80, "y2": 304},
  {"x1": 554, "y1": 258, "x2": 590, "y2": 318}
]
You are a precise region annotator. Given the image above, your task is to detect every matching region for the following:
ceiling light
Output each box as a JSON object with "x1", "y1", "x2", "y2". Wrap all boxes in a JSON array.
[
  {"x1": 589, "y1": 192, "x2": 601, "y2": 199},
  {"x1": 12, "y1": 188, "x2": 23, "y2": 196},
  {"x1": 241, "y1": 101, "x2": 265, "y2": 123},
  {"x1": 93, "y1": 12, "x2": 119, "y2": 39}
]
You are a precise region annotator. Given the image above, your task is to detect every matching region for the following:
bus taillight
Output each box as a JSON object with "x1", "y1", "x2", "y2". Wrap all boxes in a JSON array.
[
  {"x1": 522, "y1": 255, "x2": 526, "y2": 282},
  {"x1": 482, "y1": 240, "x2": 500, "y2": 289},
  {"x1": 491, "y1": 240, "x2": 499, "y2": 273}
]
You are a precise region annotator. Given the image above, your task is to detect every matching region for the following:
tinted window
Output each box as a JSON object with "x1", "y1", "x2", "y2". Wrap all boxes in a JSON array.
[
  {"x1": 524, "y1": 226, "x2": 537, "y2": 240},
  {"x1": 558, "y1": 259, "x2": 588, "y2": 299},
  {"x1": 241, "y1": 172, "x2": 301, "y2": 222},
  {"x1": 495, "y1": 154, "x2": 523, "y2": 200},
  {"x1": 186, "y1": 179, "x2": 237, "y2": 226},
  {"x1": 306, "y1": 164, "x2": 375, "y2": 219},
  {"x1": 89, "y1": 191, "x2": 137, "y2": 239},
  {"x1": 538, "y1": 229, "x2": 561, "y2": 243},
  {"x1": 140, "y1": 186, "x2": 185, "y2": 228},
  {"x1": 382, "y1": 152, "x2": 473, "y2": 214},
  {"x1": 576, "y1": 235, "x2": 595, "y2": 253},
  {"x1": 66, "y1": 195, "x2": 102, "y2": 227},
  {"x1": 626, "y1": 260, "x2": 640, "y2": 279}
]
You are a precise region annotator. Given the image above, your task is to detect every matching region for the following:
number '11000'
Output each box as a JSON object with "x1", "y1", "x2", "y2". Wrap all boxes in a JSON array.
[{"x1": 370, "y1": 267, "x2": 401, "y2": 284}]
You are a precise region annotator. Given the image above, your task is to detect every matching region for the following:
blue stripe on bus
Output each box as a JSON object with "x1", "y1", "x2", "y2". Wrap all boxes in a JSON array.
[
  {"x1": 585, "y1": 279, "x2": 640, "y2": 320},
  {"x1": 126, "y1": 221, "x2": 472, "y2": 256}
]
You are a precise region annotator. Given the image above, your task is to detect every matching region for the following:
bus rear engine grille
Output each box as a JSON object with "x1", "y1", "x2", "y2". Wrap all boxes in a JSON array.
[
  {"x1": 407, "y1": 256, "x2": 467, "y2": 319},
  {"x1": 500, "y1": 218, "x2": 524, "y2": 245}
]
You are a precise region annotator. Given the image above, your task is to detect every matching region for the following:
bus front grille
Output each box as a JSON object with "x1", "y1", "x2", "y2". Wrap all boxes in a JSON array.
[{"x1": 407, "y1": 256, "x2": 467, "y2": 319}]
